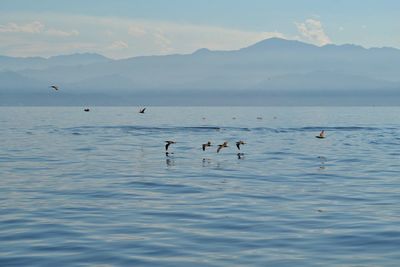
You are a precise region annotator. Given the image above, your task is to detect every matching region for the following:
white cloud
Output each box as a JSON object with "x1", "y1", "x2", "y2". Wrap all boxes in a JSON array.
[
  {"x1": 0, "y1": 20, "x2": 80, "y2": 39},
  {"x1": 153, "y1": 30, "x2": 172, "y2": 53},
  {"x1": 108, "y1": 40, "x2": 129, "y2": 50},
  {"x1": 0, "y1": 21, "x2": 44, "y2": 33},
  {"x1": 128, "y1": 25, "x2": 146, "y2": 37},
  {"x1": 45, "y1": 29, "x2": 79, "y2": 37},
  {"x1": 0, "y1": 14, "x2": 288, "y2": 58},
  {"x1": 295, "y1": 19, "x2": 331, "y2": 46}
]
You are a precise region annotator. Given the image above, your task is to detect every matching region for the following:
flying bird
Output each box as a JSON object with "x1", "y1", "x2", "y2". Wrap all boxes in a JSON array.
[
  {"x1": 316, "y1": 130, "x2": 325, "y2": 139},
  {"x1": 50, "y1": 85, "x2": 59, "y2": 91},
  {"x1": 84, "y1": 108, "x2": 90, "y2": 112},
  {"x1": 202, "y1": 141, "x2": 212, "y2": 151},
  {"x1": 217, "y1": 142, "x2": 228, "y2": 153},
  {"x1": 236, "y1": 141, "x2": 246, "y2": 150},
  {"x1": 165, "y1": 141, "x2": 176, "y2": 151},
  {"x1": 139, "y1": 108, "x2": 146, "y2": 113}
]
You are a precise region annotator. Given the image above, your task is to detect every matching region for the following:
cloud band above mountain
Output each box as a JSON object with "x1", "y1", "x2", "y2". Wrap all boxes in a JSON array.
[{"x1": 0, "y1": 13, "x2": 332, "y2": 58}]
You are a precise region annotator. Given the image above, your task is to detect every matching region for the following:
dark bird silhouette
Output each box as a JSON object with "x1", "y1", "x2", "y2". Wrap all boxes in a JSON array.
[
  {"x1": 316, "y1": 130, "x2": 325, "y2": 139},
  {"x1": 236, "y1": 141, "x2": 246, "y2": 150},
  {"x1": 202, "y1": 141, "x2": 212, "y2": 151},
  {"x1": 139, "y1": 108, "x2": 146, "y2": 113},
  {"x1": 84, "y1": 108, "x2": 90, "y2": 112},
  {"x1": 237, "y1": 153, "x2": 245, "y2": 159},
  {"x1": 217, "y1": 142, "x2": 228, "y2": 153},
  {"x1": 165, "y1": 141, "x2": 176, "y2": 151},
  {"x1": 50, "y1": 85, "x2": 59, "y2": 91}
]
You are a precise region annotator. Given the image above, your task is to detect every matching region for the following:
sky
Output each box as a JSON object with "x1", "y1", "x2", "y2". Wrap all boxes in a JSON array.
[{"x1": 0, "y1": 0, "x2": 399, "y2": 58}]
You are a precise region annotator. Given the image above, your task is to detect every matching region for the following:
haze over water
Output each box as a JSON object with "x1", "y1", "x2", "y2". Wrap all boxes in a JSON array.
[{"x1": 1, "y1": 106, "x2": 400, "y2": 266}]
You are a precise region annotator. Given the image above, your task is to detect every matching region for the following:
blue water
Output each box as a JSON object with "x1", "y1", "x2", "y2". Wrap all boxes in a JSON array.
[{"x1": 1, "y1": 107, "x2": 400, "y2": 266}]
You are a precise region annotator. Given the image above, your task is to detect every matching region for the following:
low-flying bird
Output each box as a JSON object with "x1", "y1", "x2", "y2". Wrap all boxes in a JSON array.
[
  {"x1": 50, "y1": 85, "x2": 59, "y2": 91},
  {"x1": 165, "y1": 141, "x2": 176, "y2": 151},
  {"x1": 139, "y1": 108, "x2": 146, "y2": 113},
  {"x1": 236, "y1": 141, "x2": 246, "y2": 150},
  {"x1": 316, "y1": 130, "x2": 325, "y2": 139},
  {"x1": 84, "y1": 108, "x2": 90, "y2": 112},
  {"x1": 202, "y1": 141, "x2": 212, "y2": 151},
  {"x1": 237, "y1": 153, "x2": 245, "y2": 159},
  {"x1": 217, "y1": 142, "x2": 228, "y2": 153}
]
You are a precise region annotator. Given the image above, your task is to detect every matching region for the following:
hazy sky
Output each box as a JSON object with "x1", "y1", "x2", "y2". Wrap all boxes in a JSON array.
[{"x1": 1, "y1": 0, "x2": 399, "y2": 58}]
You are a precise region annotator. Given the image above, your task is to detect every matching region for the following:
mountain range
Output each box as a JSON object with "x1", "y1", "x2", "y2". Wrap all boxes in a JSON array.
[{"x1": 1, "y1": 38, "x2": 400, "y2": 105}]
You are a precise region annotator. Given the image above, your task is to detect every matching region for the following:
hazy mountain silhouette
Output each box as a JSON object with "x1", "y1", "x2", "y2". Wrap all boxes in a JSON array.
[
  {"x1": 0, "y1": 53, "x2": 110, "y2": 71},
  {"x1": 1, "y1": 38, "x2": 400, "y2": 105}
]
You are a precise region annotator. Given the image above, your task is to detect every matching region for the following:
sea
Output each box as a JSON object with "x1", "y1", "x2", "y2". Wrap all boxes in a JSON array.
[{"x1": 1, "y1": 106, "x2": 400, "y2": 267}]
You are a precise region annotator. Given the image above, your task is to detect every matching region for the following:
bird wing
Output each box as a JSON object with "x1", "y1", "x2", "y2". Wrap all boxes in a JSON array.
[
  {"x1": 202, "y1": 144, "x2": 206, "y2": 151},
  {"x1": 165, "y1": 143, "x2": 170, "y2": 151},
  {"x1": 217, "y1": 146, "x2": 222, "y2": 153},
  {"x1": 236, "y1": 143, "x2": 240, "y2": 150}
]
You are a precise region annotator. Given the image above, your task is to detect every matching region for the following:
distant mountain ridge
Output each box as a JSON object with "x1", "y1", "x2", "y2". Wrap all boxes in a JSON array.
[
  {"x1": 0, "y1": 53, "x2": 111, "y2": 71},
  {"x1": 1, "y1": 38, "x2": 400, "y2": 105}
]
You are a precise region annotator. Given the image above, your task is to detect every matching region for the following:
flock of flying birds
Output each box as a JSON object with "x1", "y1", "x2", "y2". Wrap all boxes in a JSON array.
[
  {"x1": 49, "y1": 84, "x2": 326, "y2": 159},
  {"x1": 164, "y1": 140, "x2": 248, "y2": 158},
  {"x1": 164, "y1": 131, "x2": 324, "y2": 159}
]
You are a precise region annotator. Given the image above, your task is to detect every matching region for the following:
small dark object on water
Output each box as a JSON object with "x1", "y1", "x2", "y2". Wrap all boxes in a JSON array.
[
  {"x1": 165, "y1": 141, "x2": 176, "y2": 151},
  {"x1": 84, "y1": 108, "x2": 90, "y2": 112},
  {"x1": 139, "y1": 108, "x2": 146, "y2": 113},
  {"x1": 316, "y1": 130, "x2": 325, "y2": 139}
]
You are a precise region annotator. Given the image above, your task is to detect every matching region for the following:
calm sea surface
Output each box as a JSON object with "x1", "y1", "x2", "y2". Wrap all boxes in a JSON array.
[{"x1": 1, "y1": 107, "x2": 400, "y2": 266}]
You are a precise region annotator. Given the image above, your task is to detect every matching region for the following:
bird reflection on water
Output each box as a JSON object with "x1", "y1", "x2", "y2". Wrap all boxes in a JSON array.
[{"x1": 318, "y1": 156, "x2": 327, "y2": 170}]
